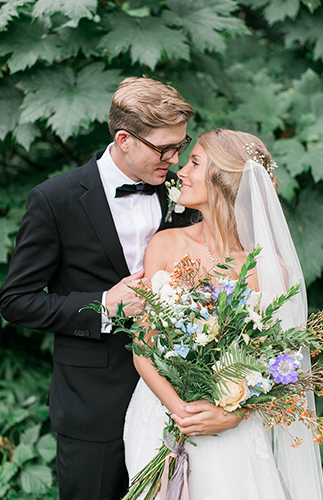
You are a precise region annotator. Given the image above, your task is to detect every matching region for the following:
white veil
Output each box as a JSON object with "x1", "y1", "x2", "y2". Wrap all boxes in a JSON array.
[{"x1": 235, "y1": 159, "x2": 323, "y2": 500}]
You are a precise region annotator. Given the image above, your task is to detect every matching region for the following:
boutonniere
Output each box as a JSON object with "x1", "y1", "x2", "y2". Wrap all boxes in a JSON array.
[{"x1": 165, "y1": 179, "x2": 185, "y2": 223}]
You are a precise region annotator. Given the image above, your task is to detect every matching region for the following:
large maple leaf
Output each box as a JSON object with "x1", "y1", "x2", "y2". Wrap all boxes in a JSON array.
[
  {"x1": 0, "y1": 15, "x2": 61, "y2": 73},
  {"x1": 98, "y1": 11, "x2": 190, "y2": 70},
  {"x1": 0, "y1": 85, "x2": 23, "y2": 140},
  {"x1": 32, "y1": 0, "x2": 98, "y2": 23},
  {"x1": 287, "y1": 189, "x2": 323, "y2": 285},
  {"x1": 18, "y1": 64, "x2": 121, "y2": 141},
  {"x1": 163, "y1": 0, "x2": 248, "y2": 54}
]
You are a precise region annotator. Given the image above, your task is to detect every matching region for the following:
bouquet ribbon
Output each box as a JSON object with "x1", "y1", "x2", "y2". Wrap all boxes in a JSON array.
[{"x1": 160, "y1": 433, "x2": 190, "y2": 500}]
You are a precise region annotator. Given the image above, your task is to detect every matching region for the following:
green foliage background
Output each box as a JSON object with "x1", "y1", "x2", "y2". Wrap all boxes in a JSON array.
[{"x1": 0, "y1": 0, "x2": 323, "y2": 497}]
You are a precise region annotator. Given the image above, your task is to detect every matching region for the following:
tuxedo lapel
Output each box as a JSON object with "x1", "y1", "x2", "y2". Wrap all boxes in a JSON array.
[
  {"x1": 156, "y1": 182, "x2": 169, "y2": 231},
  {"x1": 79, "y1": 154, "x2": 130, "y2": 279}
]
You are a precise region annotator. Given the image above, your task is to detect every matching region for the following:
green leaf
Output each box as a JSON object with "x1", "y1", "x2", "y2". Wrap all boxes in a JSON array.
[
  {"x1": 305, "y1": 140, "x2": 323, "y2": 182},
  {"x1": 0, "y1": 84, "x2": 24, "y2": 140},
  {"x1": 297, "y1": 114, "x2": 323, "y2": 143},
  {"x1": 163, "y1": 0, "x2": 247, "y2": 54},
  {"x1": 174, "y1": 71, "x2": 229, "y2": 122},
  {"x1": 19, "y1": 64, "x2": 121, "y2": 141},
  {"x1": 263, "y1": 0, "x2": 300, "y2": 25},
  {"x1": 36, "y1": 434, "x2": 56, "y2": 463},
  {"x1": 2, "y1": 408, "x2": 29, "y2": 434},
  {"x1": 0, "y1": 15, "x2": 61, "y2": 73},
  {"x1": 98, "y1": 12, "x2": 190, "y2": 70},
  {"x1": 0, "y1": 462, "x2": 18, "y2": 498},
  {"x1": 240, "y1": 0, "x2": 270, "y2": 8},
  {"x1": 0, "y1": 216, "x2": 20, "y2": 263},
  {"x1": 282, "y1": 9, "x2": 323, "y2": 61},
  {"x1": 0, "y1": 0, "x2": 33, "y2": 31},
  {"x1": 20, "y1": 464, "x2": 53, "y2": 494},
  {"x1": 233, "y1": 72, "x2": 291, "y2": 132},
  {"x1": 20, "y1": 424, "x2": 41, "y2": 445},
  {"x1": 32, "y1": 0, "x2": 98, "y2": 23},
  {"x1": 13, "y1": 443, "x2": 37, "y2": 466},
  {"x1": 13, "y1": 123, "x2": 41, "y2": 151},
  {"x1": 57, "y1": 19, "x2": 103, "y2": 59},
  {"x1": 292, "y1": 68, "x2": 322, "y2": 95},
  {"x1": 287, "y1": 189, "x2": 323, "y2": 285},
  {"x1": 274, "y1": 136, "x2": 323, "y2": 182},
  {"x1": 275, "y1": 163, "x2": 299, "y2": 202},
  {"x1": 273, "y1": 138, "x2": 308, "y2": 177}
]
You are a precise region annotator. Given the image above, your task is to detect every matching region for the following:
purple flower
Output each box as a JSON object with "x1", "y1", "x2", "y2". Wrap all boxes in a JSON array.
[
  {"x1": 199, "y1": 284, "x2": 221, "y2": 300},
  {"x1": 268, "y1": 354, "x2": 299, "y2": 385}
]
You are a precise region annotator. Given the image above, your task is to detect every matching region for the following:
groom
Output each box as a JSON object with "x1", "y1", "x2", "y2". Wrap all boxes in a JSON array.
[{"x1": 0, "y1": 77, "x2": 194, "y2": 500}]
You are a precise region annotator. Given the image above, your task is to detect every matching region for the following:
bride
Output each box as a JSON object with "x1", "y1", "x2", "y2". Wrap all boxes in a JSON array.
[{"x1": 123, "y1": 129, "x2": 323, "y2": 499}]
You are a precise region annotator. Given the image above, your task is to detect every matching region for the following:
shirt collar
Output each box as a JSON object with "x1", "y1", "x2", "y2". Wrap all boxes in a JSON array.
[{"x1": 97, "y1": 143, "x2": 142, "y2": 198}]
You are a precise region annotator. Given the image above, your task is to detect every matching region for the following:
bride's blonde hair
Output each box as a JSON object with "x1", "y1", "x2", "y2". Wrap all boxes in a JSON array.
[{"x1": 197, "y1": 129, "x2": 277, "y2": 257}]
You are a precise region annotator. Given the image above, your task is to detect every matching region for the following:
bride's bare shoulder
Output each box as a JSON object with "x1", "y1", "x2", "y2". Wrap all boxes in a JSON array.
[
  {"x1": 144, "y1": 226, "x2": 195, "y2": 276},
  {"x1": 149, "y1": 227, "x2": 189, "y2": 245}
]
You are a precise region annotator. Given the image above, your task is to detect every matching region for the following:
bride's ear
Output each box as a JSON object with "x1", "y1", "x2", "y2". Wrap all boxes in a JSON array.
[{"x1": 115, "y1": 130, "x2": 130, "y2": 153}]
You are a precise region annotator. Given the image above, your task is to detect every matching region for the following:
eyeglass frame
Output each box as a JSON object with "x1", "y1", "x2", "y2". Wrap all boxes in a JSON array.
[{"x1": 116, "y1": 129, "x2": 192, "y2": 162}]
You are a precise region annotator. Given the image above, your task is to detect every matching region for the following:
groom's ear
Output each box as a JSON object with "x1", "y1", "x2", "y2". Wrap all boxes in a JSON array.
[{"x1": 115, "y1": 130, "x2": 130, "y2": 153}]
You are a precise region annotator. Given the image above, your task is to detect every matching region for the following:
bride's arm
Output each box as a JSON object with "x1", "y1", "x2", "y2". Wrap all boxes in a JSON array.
[{"x1": 134, "y1": 354, "x2": 243, "y2": 435}]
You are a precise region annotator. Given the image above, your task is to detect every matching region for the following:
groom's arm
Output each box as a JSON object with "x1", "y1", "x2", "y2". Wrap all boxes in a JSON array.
[
  {"x1": 0, "y1": 186, "x2": 105, "y2": 339},
  {"x1": 0, "y1": 186, "x2": 145, "y2": 339}
]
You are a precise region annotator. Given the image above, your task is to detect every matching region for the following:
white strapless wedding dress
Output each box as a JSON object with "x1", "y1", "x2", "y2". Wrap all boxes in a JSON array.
[
  {"x1": 124, "y1": 378, "x2": 289, "y2": 500},
  {"x1": 123, "y1": 271, "x2": 323, "y2": 500}
]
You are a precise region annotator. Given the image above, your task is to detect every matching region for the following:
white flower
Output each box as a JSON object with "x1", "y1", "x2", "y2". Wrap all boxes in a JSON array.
[
  {"x1": 151, "y1": 270, "x2": 171, "y2": 295},
  {"x1": 174, "y1": 203, "x2": 185, "y2": 214},
  {"x1": 242, "y1": 333, "x2": 250, "y2": 344},
  {"x1": 260, "y1": 378, "x2": 272, "y2": 393},
  {"x1": 165, "y1": 351, "x2": 175, "y2": 358},
  {"x1": 290, "y1": 347, "x2": 304, "y2": 367},
  {"x1": 195, "y1": 332, "x2": 210, "y2": 346},
  {"x1": 165, "y1": 184, "x2": 185, "y2": 222},
  {"x1": 159, "y1": 285, "x2": 180, "y2": 306},
  {"x1": 245, "y1": 309, "x2": 263, "y2": 330},
  {"x1": 245, "y1": 370, "x2": 263, "y2": 386}
]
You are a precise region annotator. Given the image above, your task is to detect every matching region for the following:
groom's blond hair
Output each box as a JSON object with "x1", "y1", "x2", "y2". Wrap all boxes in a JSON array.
[{"x1": 108, "y1": 77, "x2": 194, "y2": 138}]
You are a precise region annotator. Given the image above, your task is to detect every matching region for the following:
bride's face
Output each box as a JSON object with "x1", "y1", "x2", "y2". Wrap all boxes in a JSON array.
[{"x1": 177, "y1": 142, "x2": 208, "y2": 211}]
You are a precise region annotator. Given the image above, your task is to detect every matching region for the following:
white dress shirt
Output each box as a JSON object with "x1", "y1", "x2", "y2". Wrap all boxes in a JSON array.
[{"x1": 97, "y1": 144, "x2": 162, "y2": 331}]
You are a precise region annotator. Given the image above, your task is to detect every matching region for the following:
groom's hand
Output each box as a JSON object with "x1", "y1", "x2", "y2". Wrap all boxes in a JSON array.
[{"x1": 105, "y1": 269, "x2": 150, "y2": 317}]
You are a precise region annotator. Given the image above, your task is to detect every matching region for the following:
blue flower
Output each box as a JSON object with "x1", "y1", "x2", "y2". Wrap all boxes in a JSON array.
[
  {"x1": 268, "y1": 353, "x2": 299, "y2": 385},
  {"x1": 200, "y1": 307, "x2": 210, "y2": 320},
  {"x1": 173, "y1": 344, "x2": 190, "y2": 358},
  {"x1": 186, "y1": 323, "x2": 202, "y2": 335},
  {"x1": 175, "y1": 319, "x2": 186, "y2": 333}
]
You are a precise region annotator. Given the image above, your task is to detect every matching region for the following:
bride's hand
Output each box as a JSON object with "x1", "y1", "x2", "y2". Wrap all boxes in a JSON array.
[{"x1": 171, "y1": 400, "x2": 244, "y2": 436}]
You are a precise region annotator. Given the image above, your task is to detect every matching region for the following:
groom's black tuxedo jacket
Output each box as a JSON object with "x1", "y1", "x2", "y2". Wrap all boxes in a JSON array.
[{"x1": 0, "y1": 151, "x2": 190, "y2": 442}]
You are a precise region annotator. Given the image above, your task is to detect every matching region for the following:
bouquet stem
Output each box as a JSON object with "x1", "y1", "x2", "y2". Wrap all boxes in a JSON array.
[{"x1": 122, "y1": 430, "x2": 185, "y2": 500}]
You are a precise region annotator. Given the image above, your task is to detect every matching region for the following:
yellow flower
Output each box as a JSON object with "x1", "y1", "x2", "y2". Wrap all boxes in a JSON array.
[{"x1": 215, "y1": 379, "x2": 250, "y2": 412}]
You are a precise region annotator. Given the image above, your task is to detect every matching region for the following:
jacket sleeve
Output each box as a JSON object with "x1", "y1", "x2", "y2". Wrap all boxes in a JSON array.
[{"x1": 0, "y1": 186, "x2": 103, "y2": 340}]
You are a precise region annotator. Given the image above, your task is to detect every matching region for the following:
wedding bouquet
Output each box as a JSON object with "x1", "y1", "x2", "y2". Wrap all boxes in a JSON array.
[{"x1": 86, "y1": 247, "x2": 323, "y2": 500}]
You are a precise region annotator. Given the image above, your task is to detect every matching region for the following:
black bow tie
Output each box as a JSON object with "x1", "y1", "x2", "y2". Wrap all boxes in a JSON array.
[{"x1": 115, "y1": 183, "x2": 156, "y2": 198}]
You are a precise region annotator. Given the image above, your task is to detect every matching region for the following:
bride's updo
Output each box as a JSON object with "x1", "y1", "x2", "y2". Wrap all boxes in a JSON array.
[{"x1": 197, "y1": 129, "x2": 277, "y2": 256}]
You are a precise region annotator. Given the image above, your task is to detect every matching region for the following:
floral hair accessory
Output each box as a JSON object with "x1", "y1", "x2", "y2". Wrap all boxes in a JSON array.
[
  {"x1": 165, "y1": 178, "x2": 185, "y2": 222},
  {"x1": 245, "y1": 141, "x2": 278, "y2": 178}
]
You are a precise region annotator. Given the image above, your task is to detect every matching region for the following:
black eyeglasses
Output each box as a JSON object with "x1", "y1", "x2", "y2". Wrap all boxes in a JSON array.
[{"x1": 120, "y1": 130, "x2": 192, "y2": 162}]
